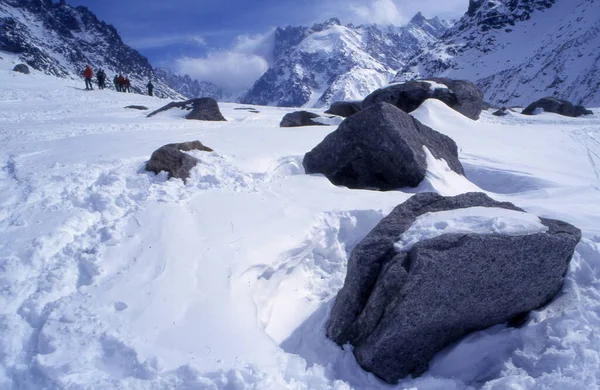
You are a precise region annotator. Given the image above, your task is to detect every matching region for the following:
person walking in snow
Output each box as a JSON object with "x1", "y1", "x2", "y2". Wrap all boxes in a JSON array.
[
  {"x1": 83, "y1": 65, "x2": 94, "y2": 90},
  {"x1": 117, "y1": 74, "x2": 125, "y2": 92},
  {"x1": 113, "y1": 75, "x2": 120, "y2": 92},
  {"x1": 124, "y1": 77, "x2": 131, "y2": 93},
  {"x1": 147, "y1": 80, "x2": 154, "y2": 96},
  {"x1": 97, "y1": 69, "x2": 106, "y2": 90}
]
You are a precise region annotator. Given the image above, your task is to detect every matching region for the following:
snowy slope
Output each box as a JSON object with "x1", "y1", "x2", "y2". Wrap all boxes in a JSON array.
[
  {"x1": 239, "y1": 15, "x2": 449, "y2": 108},
  {"x1": 0, "y1": 0, "x2": 184, "y2": 99},
  {"x1": 395, "y1": 0, "x2": 600, "y2": 107},
  {"x1": 2, "y1": 56, "x2": 600, "y2": 389}
]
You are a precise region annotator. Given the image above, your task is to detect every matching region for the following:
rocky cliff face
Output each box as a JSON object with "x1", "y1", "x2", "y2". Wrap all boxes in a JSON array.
[
  {"x1": 0, "y1": 0, "x2": 183, "y2": 98},
  {"x1": 239, "y1": 15, "x2": 450, "y2": 108},
  {"x1": 154, "y1": 68, "x2": 224, "y2": 100},
  {"x1": 395, "y1": 0, "x2": 600, "y2": 107}
]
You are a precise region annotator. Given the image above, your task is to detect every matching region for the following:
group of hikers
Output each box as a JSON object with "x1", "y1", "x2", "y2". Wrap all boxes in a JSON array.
[{"x1": 82, "y1": 65, "x2": 154, "y2": 96}]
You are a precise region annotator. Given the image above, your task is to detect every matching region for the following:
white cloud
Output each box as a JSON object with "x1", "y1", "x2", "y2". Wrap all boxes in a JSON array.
[
  {"x1": 351, "y1": 0, "x2": 406, "y2": 25},
  {"x1": 174, "y1": 31, "x2": 275, "y2": 96}
]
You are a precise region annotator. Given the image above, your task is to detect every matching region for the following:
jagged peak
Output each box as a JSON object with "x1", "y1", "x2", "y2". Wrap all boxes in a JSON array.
[{"x1": 311, "y1": 18, "x2": 342, "y2": 32}]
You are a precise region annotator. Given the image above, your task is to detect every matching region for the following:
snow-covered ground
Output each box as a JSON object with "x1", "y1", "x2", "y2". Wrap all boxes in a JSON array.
[{"x1": 2, "y1": 56, "x2": 600, "y2": 390}]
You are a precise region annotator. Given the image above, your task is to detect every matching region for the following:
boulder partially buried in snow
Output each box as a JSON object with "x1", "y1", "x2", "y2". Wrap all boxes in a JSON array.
[
  {"x1": 522, "y1": 97, "x2": 593, "y2": 117},
  {"x1": 280, "y1": 111, "x2": 328, "y2": 127},
  {"x1": 145, "y1": 141, "x2": 213, "y2": 181},
  {"x1": 362, "y1": 78, "x2": 484, "y2": 120},
  {"x1": 326, "y1": 192, "x2": 581, "y2": 383},
  {"x1": 324, "y1": 101, "x2": 362, "y2": 118},
  {"x1": 147, "y1": 98, "x2": 226, "y2": 121},
  {"x1": 302, "y1": 102, "x2": 464, "y2": 190},
  {"x1": 13, "y1": 64, "x2": 30, "y2": 74}
]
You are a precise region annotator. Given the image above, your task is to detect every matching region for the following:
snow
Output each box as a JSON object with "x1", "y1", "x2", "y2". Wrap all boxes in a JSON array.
[
  {"x1": 423, "y1": 80, "x2": 449, "y2": 91},
  {"x1": 395, "y1": 206, "x2": 548, "y2": 253},
  {"x1": 2, "y1": 63, "x2": 600, "y2": 389}
]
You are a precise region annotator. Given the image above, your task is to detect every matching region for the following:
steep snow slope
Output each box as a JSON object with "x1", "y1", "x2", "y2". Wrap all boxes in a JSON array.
[
  {"x1": 0, "y1": 0, "x2": 184, "y2": 98},
  {"x1": 2, "y1": 57, "x2": 600, "y2": 389},
  {"x1": 240, "y1": 15, "x2": 449, "y2": 108},
  {"x1": 396, "y1": 0, "x2": 600, "y2": 107}
]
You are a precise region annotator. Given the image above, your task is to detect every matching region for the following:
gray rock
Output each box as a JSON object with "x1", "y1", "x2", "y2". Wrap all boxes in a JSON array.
[
  {"x1": 362, "y1": 78, "x2": 484, "y2": 120},
  {"x1": 302, "y1": 103, "x2": 464, "y2": 190},
  {"x1": 125, "y1": 105, "x2": 149, "y2": 110},
  {"x1": 280, "y1": 111, "x2": 328, "y2": 127},
  {"x1": 147, "y1": 98, "x2": 226, "y2": 121},
  {"x1": 492, "y1": 107, "x2": 509, "y2": 116},
  {"x1": 324, "y1": 101, "x2": 362, "y2": 118},
  {"x1": 145, "y1": 140, "x2": 213, "y2": 182},
  {"x1": 326, "y1": 192, "x2": 581, "y2": 383},
  {"x1": 522, "y1": 97, "x2": 593, "y2": 117},
  {"x1": 13, "y1": 64, "x2": 30, "y2": 74}
]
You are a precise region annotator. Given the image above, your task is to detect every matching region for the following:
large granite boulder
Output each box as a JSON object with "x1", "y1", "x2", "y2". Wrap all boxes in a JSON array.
[
  {"x1": 324, "y1": 101, "x2": 362, "y2": 118},
  {"x1": 326, "y1": 192, "x2": 581, "y2": 383},
  {"x1": 522, "y1": 97, "x2": 593, "y2": 117},
  {"x1": 302, "y1": 102, "x2": 464, "y2": 190},
  {"x1": 280, "y1": 111, "x2": 328, "y2": 127},
  {"x1": 145, "y1": 141, "x2": 213, "y2": 182},
  {"x1": 147, "y1": 98, "x2": 226, "y2": 121},
  {"x1": 13, "y1": 64, "x2": 30, "y2": 74},
  {"x1": 362, "y1": 78, "x2": 484, "y2": 120}
]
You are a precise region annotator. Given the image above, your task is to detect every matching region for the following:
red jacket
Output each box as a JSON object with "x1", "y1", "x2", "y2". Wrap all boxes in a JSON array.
[{"x1": 83, "y1": 67, "x2": 93, "y2": 79}]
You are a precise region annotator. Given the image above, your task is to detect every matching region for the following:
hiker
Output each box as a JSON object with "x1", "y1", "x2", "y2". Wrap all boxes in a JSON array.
[
  {"x1": 97, "y1": 69, "x2": 106, "y2": 89},
  {"x1": 124, "y1": 77, "x2": 131, "y2": 93},
  {"x1": 117, "y1": 74, "x2": 125, "y2": 92},
  {"x1": 113, "y1": 75, "x2": 120, "y2": 91},
  {"x1": 147, "y1": 80, "x2": 154, "y2": 96},
  {"x1": 83, "y1": 65, "x2": 94, "y2": 90}
]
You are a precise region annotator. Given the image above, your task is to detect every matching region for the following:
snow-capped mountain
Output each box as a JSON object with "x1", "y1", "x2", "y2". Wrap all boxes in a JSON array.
[
  {"x1": 395, "y1": 0, "x2": 600, "y2": 107},
  {"x1": 239, "y1": 15, "x2": 450, "y2": 108},
  {"x1": 0, "y1": 0, "x2": 184, "y2": 98},
  {"x1": 154, "y1": 67, "x2": 224, "y2": 101}
]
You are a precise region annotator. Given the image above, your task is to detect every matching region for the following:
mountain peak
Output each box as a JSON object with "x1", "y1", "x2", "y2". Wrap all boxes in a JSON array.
[{"x1": 311, "y1": 17, "x2": 342, "y2": 32}]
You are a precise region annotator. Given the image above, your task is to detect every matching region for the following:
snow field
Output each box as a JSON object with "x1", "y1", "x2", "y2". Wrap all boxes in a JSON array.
[{"x1": 1, "y1": 62, "x2": 600, "y2": 389}]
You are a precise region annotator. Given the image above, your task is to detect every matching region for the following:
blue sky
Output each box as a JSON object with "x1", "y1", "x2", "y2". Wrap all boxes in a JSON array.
[{"x1": 67, "y1": 0, "x2": 467, "y2": 92}]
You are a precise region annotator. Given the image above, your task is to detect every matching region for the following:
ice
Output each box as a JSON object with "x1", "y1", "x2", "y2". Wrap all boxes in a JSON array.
[{"x1": 395, "y1": 206, "x2": 548, "y2": 253}]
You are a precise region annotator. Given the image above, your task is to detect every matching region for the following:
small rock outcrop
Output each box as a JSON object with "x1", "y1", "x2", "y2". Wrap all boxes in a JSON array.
[
  {"x1": 324, "y1": 101, "x2": 362, "y2": 118},
  {"x1": 362, "y1": 78, "x2": 484, "y2": 120},
  {"x1": 280, "y1": 111, "x2": 328, "y2": 127},
  {"x1": 13, "y1": 64, "x2": 30, "y2": 74},
  {"x1": 492, "y1": 107, "x2": 509, "y2": 116},
  {"x1": 145, "y1": 141, "x2": 213, "y2": 182},
  {"x1": 147, "y1": 98, "x2": 226, "y2": 121},
  {"x1": 522, "y1": 97, "x2": 593, "y2": 117},
  {"x1": 125, "y1": 105, "x2": 149, "y2": 110},
  {"x1": 326, "y1": 192, "x2": 581, "y2": 383},
  {"x1": 302, "y1": 102, "x2": 463, "y2": 190}
]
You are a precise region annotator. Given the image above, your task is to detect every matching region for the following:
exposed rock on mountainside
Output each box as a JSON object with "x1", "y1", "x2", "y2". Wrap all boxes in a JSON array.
[
  {"x1": 240, "y1": 14, "x2": 450, "y2": 108},
  {"x1": 154, "y1": 67, "x2": 224, "y2": 101},
  {"x1": 395, "y1": 0, "x2": 600, "y2": 107},
  {"x1": 303, "y1": 103, "x2": 463, "y2": 190},
  {"x1": 522, "y1": 97, "x2": 593, "y2": 117},
  {"x1": 0, "y1": 0, "x2": 182, "y2": 98},
  {"x1": 147, "y1": 98, "x2": 226, "y2": 121},
  {"x1": 280, "y1": 111, "x2": 328, "y2": 127},
  {"x1": 326, "y1": 192, "x2": 581, "y2": 383}
]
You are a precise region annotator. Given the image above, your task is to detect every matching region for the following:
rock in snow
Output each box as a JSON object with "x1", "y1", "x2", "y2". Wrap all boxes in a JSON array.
[
  {"x1": 302, "y1": 103, "x2": 464, "y2": 190},
  {"x1": 326, "y1": 192, "x2": 581, "y2": 383},
  {"x1": 13, "y1": 64, "x2": 30, "y2": 74},
  {"x1": 324, "y1": 101, "x2": 362, "y2": 118},
  {"x1": 145, "y1": 141, "x2": 213, "y2": 181},
  {"x1": 363, "y1": 78, "x2": 484, "y2": 120},
  {"x1": 522, "y1": 97, "x2": 593, "y2": 117},
  {"x1": 280, "y1": 111, "x2": 328, "y2": 127},
  {"x1": 146, "y1": 98, "x2": 226, "y2": 121}
]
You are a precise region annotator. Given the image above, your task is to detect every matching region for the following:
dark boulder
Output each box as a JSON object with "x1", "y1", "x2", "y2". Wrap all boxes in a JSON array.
[
  {"x1": 324, "y1": 101, "x2": 362, "y2": 118},
  {"x1": 13, "y1": 64, "x2": 30, "y2": 74},
  {"x1": 145, "y1": 140, "x2": 213, "y2": 182},
  {"x1": 147, "y1": 98, "x2": 226, "y2": 121},
  {"x1": 326, "y1": 192, "x2": 581, "y2": 383},
  {"x1": 280, "y1": 111, "x2": 327, "y2": 127},
  {"x1": 522, "y1": 97, "x2": 593, "y2": 117},
  {"x1": 302, "y1": 102, "x2": 464, "y2": 190},
  {"x1": 362, "y1": 78, "x2": 484, "y2": 120},
  {"x1": 125, "y1": 105, "x2": 149, "y2": 110},
  {"x1": 492, "y1": 107, "x2": 509, "y2": 116}
]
